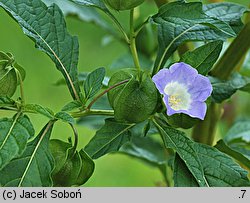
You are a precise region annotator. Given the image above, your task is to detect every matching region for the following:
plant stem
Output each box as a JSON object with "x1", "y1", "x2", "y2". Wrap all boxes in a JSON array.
[
  {"x1": 69, "y1": 123, "x2": 78, "y2": 155},
  {"x1": 129, "y1": 9, "x2": 141, "y2": 75},
  {"x1": 107, "y1": 12, "x2": 130, "y2": 44},
  {"x1": 86, "y1": 79, "x2": 129, "y2": 110},
  {"x1": 72, "y1": 109, "x2": 114, "y2": 118},
  {"x1": 154, "y1": 0, "x2": 168, "y2": 7},
  {"x1": 15, "y1": 69, "x2": 25, "y2": 105}
]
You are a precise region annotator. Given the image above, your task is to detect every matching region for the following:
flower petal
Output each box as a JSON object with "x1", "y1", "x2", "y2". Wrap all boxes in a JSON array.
[
  {"x1": 152, "y1": 68, "x2": 172, "y2": 94},
  {"x1": 168, "y1": 62, "x2": 198, "y2": 86},
  {"x1": 188, "y1": 75, "x2": 213, "y2": 102},
  {"x1": 186, "y1": 101, "x2": 207, "y2": 120}
]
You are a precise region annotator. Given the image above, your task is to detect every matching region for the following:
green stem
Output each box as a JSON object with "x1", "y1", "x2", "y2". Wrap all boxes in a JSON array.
[
  {"x1": 134, "y1": 17, "x2": 150, "y2": 37},
  {"x1": 192, "y1": 103, "x2": 222, "y2": 145},
  {"x1": 69, "y1": 123, "x2": 78, "y2": 155},
  {"x1": 86, "y1": 79, "x2": 129, "y2": 110},
  {"x1": 15, "y1": 69, "x2": 25, "y2": 105},
  {"x1": 72, "y1": 109, "x2": 114, "y2": 118},
  {"x1": 130, "y1": 9, "x2": 141, "y2": 75},
  {"x1": 107, "y1": 12, "x2": 130, "y2": 44}
]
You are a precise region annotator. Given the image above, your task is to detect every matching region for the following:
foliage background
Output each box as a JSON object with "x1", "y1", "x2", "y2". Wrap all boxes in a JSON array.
[{"x1": 0, "y1": 0, "x2": 249, "y2": 186}]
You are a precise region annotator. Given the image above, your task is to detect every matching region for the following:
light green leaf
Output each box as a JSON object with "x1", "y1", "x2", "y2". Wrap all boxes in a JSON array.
[
  {"x1": 84, "y1": 67, "x2": 105, "y2": 100},
  {"x1": 154, "y1": 118, "x2": 250, "y2": 186},
  {"x1": 225, "y1": 120, "x2": 250, "y2": 144},
  {"x1": 43, "y1": 0, "x2": 116, "y2": 37},
  {"x1": 0, "y1": 0, "x2": 81, "y2": 100},
  {"x1": 55, "y1": 111, "x2": 75, "y2": 124},
  {"x1": 174, "y1": 154, "x2": 199, "y2": 187},
  {"x1": 119, "y1": 136, "x2": 167, "y2": 166},
  {"x1": 180, "y1": 41, "x2": 223, "y2": 75},
  {"x1": 85, "y1": 118, "x2": 135, "y2": 159},
  {"x1": 151, "y1": 1, "x2": 243, "y2": 73},
  {"x1": 0, "y1": 122, "x2": 54, "y2": 186},
  {"x1": 210, "y1": 73, "x2": 250, "y2": 103},
  {"x1": 61, "y1": 100, "x2": 82, "y2": 112},
  {"x1": 72, "y1": 0, "x2": 108, "y2": 11},
  {"x1": 215, "y1": 140, "x2": 250, "y2": 170},
  {"x1": 24, "y1": 104, "x2": 54, "y2": 119},
  {"x1": 0, "y1": 114, "x2": 34, "y2": 170},
  {"x1": 50, "y1": 139, "x2": 94, "y2": 186}
]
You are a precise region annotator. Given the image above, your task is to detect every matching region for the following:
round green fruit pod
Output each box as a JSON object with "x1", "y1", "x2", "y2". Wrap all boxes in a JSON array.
[
  {"x1": 108, "y1": 69, "x2": 158, "y2": 123},
  {"x1": 103, "y1": 0, "x2": 145, "y2": 11},
  {"x1": 165, "y1": 113, "x2": 200, "y2": 129}
]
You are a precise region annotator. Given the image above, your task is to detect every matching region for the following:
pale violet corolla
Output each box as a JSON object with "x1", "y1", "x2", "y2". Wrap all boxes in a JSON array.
[{"x1": 152, "y1": 62, "x2": 212, "y2": 120}]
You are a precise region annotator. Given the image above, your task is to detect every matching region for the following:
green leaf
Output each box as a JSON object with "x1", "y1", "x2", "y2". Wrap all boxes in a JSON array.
[
  {"x1": 43, "y1": 0, "x2": 116, "y2": 37},
  {"x1": 72, "y1": 0, "x2": 108, "y2": 11},
  {"x1": 154, "y1": 118, "x2": 250, "y2": 186},
  {"x1": 0, "y1": 114, "x2": 34, "y2": 170},
  {"x1": 151, "y1": 1, "x2": 242, "y2": 73},
  {"x1": 0, "y1": 122, "x2": 54, "y2": 186},
  {"x1": 0, "y1": 67, "x2": 17, "y2": 97},
  {"x1": 61, "y1": 100, "x2": 82, "y2": 112},
  {"x1": 0, "y1": 0, "x2": 81, "y2": 100},
  {"x1": 224, "y1": 120, "x2": 250, "y2": 144},
  {"x1": 180, "y1": 41, "x2": 223, "y2": 75},
  {"x1": 215, "y1": 140, "x2": 250, "y2": 170},
  {"x1": 24, "y1": 104, "x2": 54, "y2": 119},
  {"x1": 174, "y1": 154, "x2": 199, "y2": 187},
  {"x1": 84, "y1": 67, "x2": 105, "y2": 100},
  {"x1": 210, "y1": 73, "x2": 250, "y2": 103},
  {"x1": 85, "y1": 118, "x2": 135, "y2": 159},
  {"x1": 13, "y1": 62, "x2": 26, "y2": 84},
  {"x1": 0, "y1": 96, "x2": 15, "y2": 108},
  {"x1": 55, "y1": 111, "x2": 75, "y2": 124},
  {"x1": 203, "y1": 2, "x2": 248, "y2": 33},
  {"x1": 119, "y1": 136, "x2": 167, "y2": 166},
  {"x1": 50, "y1": 139, "x2": 94, "y2": 186}
]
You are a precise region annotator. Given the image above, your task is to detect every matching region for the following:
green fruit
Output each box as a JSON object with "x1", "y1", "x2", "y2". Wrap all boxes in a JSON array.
[
  {"x1": 103, "y1": 0, "x2": 145, "y2": 11},
  {"x1": 108, "y1": 69, "x2": 158, "y2": 123},
  {"x1": 165, "y1": 113, "x2": 199, "y2": 129}
]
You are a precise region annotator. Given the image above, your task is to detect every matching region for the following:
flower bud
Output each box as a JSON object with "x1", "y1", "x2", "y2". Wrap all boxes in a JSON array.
[
  {"x1": 108, "y1": 69, "x2": 158, "y2": 123},
  {"x1": 103, "y1": 0, "x2": 145, "y2": 11}
]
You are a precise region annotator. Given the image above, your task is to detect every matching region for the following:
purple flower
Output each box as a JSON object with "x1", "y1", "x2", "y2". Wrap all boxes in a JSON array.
[{"x1": 152, "y1": 62, "x2": 212, "y2": 120}]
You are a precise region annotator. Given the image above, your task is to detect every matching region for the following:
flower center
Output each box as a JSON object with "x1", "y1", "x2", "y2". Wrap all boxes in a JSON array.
[{"x1": 164, "y1": 81, "x2": 191, "y2": 111}]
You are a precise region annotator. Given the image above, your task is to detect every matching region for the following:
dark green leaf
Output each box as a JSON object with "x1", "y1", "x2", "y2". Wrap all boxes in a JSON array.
[
  {"x1": 55, "y1": 111, "x2": 75, "y2": 124},
  {"x1": 24, "y1": 104, "x2": 54, "y2": 119},
  {"x1": 50, "y1": 139, "x2": 94, "y2": 186},
  {"x1": 203, "y1": 2, "x2": 247, "y2": 33},
  {"x1": 180, "y1": 41, "x2": 223, "y2": 75},
  {"x1": 0, "y1": 122, "x2": 54, "y2": 186},
  {"x1": 84, "y1": 67, "x2": 105, "y2": 100},
  {"x1": 154, "y1": 118, "x2": 250, "y2": 186},
  {"x1": 174, "y1": 154, "x2": 199, "y2": 187},
  {"x1": 0, "y1": 67, "x2": 17, "y2": 97},
  {"x1": 0, "y1": 96, "x2": 15, "y2": 108},
  {"x1": 210, "y1": 73, "x2": 250, "y2": 103},
  {"x1": 61, "y1": 100, "x2": 82, "y2": 112},
  {"x1": 85, "y1": 118, "x2": 135, "y2": 159},
  {"x1": 152, "y1": 1, "x2": 241, "y2": 72},
  {"x1": 0, "y1": 0, "x2": 81, "y2": 100},
  {"x1": 0, "y1": 114, "x2": 34, "y2": 170},
  {"x1": 215, "y1": 140, "x2": 250, "y2": 170},
  {"x1": 119, "y1": 136, "x2": 167, "y2": 166}
]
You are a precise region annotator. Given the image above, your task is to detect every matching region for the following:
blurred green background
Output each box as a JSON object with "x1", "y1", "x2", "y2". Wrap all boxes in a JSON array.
[{"x1": 0, "y1": 0, "x2": 249, "y2": 186}]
